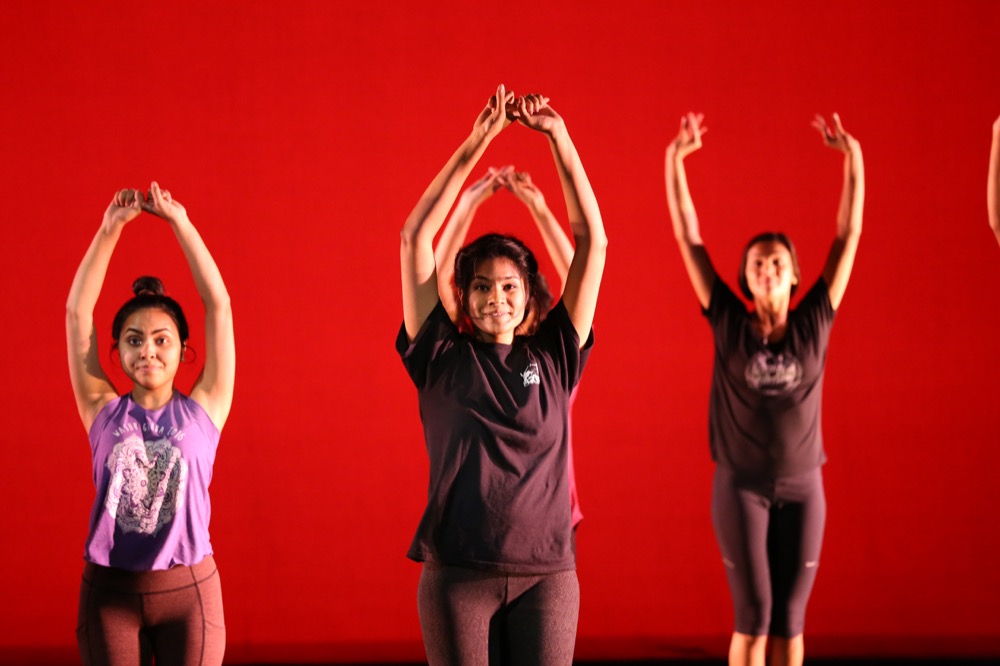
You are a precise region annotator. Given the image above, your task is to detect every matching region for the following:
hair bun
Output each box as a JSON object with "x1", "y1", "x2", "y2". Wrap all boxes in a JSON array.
[{"x1": 132, "y1": 276, "x2": 165, "y2": 297}]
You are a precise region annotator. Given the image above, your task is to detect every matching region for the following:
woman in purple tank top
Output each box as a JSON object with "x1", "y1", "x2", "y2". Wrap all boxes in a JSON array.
[
  {"x1": 67, "y1": 183, "x2": 235, "y2": 665},
  {"x1": 666, "y1": 113, "x2": 864, "y2": 666}
]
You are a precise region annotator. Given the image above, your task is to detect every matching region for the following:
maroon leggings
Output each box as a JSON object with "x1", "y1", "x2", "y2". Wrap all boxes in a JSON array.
[
  {"x1": 417, "y1": 563, "x2": 580, "y2": 666},
  {"x1": 77, "y1": 556, "x2": 225, "y2": 666}
]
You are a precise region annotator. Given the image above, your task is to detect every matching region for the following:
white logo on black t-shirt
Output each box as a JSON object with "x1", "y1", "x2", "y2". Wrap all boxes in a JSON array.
[
  {"x1": 744, "y1": 350, "x2": 803, "y2": 395},
  {"x1": 521, "y1": 362, "x2": 541, "y2": 387}
]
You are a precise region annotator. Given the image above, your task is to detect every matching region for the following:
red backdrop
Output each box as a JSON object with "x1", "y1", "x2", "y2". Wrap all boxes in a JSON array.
[{"x1": 2, "y1": 1, "x2": 998, "y2": 662}]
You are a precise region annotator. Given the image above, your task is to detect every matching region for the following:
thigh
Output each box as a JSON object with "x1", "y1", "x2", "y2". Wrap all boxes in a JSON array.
[
  {"x1": 503, "y1": 571, "x2": 580, "y2": 666},
  {"x1": 145, "y1": 568, "x2": 226, "y2": 666},
  {"x1": 768, "y1": 470, "x2": 827, "y2": 637},
  {"x1": 711, "y1": 467, "x2": 773, "y2": 635},
  {"x1": 417, "y1": 564, "x2": 504, "y2": 666},
  {"x1": 77, "y1": 576, "x2": 149, "y2": 666}
]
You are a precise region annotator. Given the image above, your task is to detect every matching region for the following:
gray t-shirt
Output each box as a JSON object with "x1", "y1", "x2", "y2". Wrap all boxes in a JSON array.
[
  {"x1": 705, "y1": 278, "x2": 835, "y2": 480},
  {"x1": 397, "y1": 300, "x2": 592, "y2": 574}
]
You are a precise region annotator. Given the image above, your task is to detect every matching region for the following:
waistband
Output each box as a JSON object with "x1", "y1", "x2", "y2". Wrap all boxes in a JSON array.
[{"x1": 82, "y1": 555, "x2": 217, "y2": 594}]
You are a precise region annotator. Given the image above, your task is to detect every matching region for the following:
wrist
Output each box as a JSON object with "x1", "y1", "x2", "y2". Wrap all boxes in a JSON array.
[
  {"x1": 167, "y1": 212, "x2": 192, "y2": 228},
  {"x1": 541, "y1": 120, "x2": 568, "y2": 143},
  {"x1": 101, "y1": 216, "x2": 127, "y2": 235}
]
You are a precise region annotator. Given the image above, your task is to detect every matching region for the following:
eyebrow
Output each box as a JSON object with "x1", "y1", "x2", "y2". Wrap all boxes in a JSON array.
[
  {"x1": 125, "y1": 327, "x2": 173, "y2": 335},
  {"x1": 473, "y1": 274, "x2": 521, "y2": 282}
]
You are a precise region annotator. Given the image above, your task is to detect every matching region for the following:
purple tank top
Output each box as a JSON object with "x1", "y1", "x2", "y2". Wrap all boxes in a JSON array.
[{"x1": 83, "y1": 392, "x2": 219, "y2": 571}]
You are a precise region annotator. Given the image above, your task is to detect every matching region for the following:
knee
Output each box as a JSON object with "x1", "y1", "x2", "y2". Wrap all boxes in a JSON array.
[
  {"x1": 733, "y1": 597, "x2": 772, "y2": 636},
  {"x1": 768, "y1": 598, "x2": 806, "y2": 638}
]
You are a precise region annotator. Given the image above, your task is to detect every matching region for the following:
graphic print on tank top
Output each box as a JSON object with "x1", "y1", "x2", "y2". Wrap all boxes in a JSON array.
[
  {"x1": 104, "y1": 433, "x2": 188, "y2": 536},
  {"x1": 744, "y1": 348, "x2": 803, "y2": 395}
]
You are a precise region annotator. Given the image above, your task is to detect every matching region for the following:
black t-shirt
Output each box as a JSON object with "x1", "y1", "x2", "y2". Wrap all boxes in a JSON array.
[
  {"x1": 704, "y1": 278, "x2": 835, "y2": 480},
  {"x1": 397, "y1": 300, "x2": 592, "y2": 574}
]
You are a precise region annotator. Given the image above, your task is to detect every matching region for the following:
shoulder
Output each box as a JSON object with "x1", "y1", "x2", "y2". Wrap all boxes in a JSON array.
[
  {"x1": 397, "y1": 302, "x2": 462, "y2": 385},
  {"x1": 535, "y1": 300, "x2": 585, "y2": 348},
  {"x1": 397, "y1": 301, "x2": 455, "y2": 350},
  {"x1": 705, "y1": 279, "x2": 747, "y2": 322},
  {"x1": 172, "y1": 392, "x2": 221, "y2": 440},
  {"x1": 88, "y1": 394, "x2": 129, "y2": 439},
  {"x1": 794, "y1": 278, "x2": 834, "y2": 320}
]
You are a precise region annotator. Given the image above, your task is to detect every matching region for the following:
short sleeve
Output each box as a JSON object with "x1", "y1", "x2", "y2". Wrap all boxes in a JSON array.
[
  {"x1": 396, "y1": 302, "x2": 458, "y2": 389},
  {"x1": 704, "y1": 279, "x2": 746, "y2": 352},
  {"x1": 792, "y1": 278, "x2": 835, "y2": 354},
  {"x1": 533, "y1": 300, "x2": 594, "y2": 393}
]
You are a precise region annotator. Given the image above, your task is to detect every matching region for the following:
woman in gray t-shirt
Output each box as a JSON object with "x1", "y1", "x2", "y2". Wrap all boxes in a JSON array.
[{"x1": 665, "y1": 112, "x2": 864, "y2": 666}]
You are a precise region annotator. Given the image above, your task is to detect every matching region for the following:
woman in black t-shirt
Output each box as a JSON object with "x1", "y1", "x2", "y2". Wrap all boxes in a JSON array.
[
  {"x1": 665, "y1": 113, "x2": 863, "y2": 666},
  {"x1": 398, "y1": 87, "x2": 606, "y2": 665}
]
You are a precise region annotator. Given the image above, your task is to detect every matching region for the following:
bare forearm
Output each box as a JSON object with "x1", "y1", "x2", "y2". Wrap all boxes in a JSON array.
[
  {"x1": 67, "y1": 222, "x2": 124, "y2": 318},
  {"x1": 403, "y1": 130, "x2": 492, "y2": 250},
  {"x1": 989, "y1": 122, "x2": 1000, "y2": 237},
  {"x1": 170, "y1": 216, "x2": 231, "y2": 311},
  {"x1": 402, "y1": 129, "x2": 495, "y2": 337},
  {"x1": 547, "y1": 125, "x2": 605, "y2": 247},
  {"x1": 530, "y1": 202, "x2": 573, "y2": 286},
  {"x1": 665, "y1": 147, "x2": 703, "y2": 245},
  {"x1": 434, "y1": 197, "x2": 477, "y2": 315},
  {"x1": 837, "y1": 146, "x2": 864, "y2": 240}
]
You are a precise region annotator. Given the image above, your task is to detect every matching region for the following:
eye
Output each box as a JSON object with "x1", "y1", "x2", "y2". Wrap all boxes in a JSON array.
[
  {"x1": 475, "y1": 284, "x2": 489, "y2": 292},
  {"x1": 156, "y1": 336, "x2": 169, "y2": 345},
  {"x1": 127, "y1": 336, "x2": 142, "y2": 347}
]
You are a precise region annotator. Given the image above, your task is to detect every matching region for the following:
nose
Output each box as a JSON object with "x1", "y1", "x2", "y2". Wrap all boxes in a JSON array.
[{"x1": 140, "y1": 340, "x2": 156, "y2": 359}]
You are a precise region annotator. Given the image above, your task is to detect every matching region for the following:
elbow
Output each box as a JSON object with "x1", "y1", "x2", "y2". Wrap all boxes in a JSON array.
[
  {"x1": 207, "y1": 292, "x2": 232, "y2": 314},
  {"x1": 400, "y1": 218, "x2": 428, "y2": 252},
  {"x1": 400, "y1": 227, "x2": 420, "y2": 258},
  {"x1": 66, "y1": 300, "x2": 88, "y2": 325},
  {"x1": 576, "y1": 224, "x2": 608, "y2": 253},
  {"x1": 582, "y1": 230, "x2": 609, "y2": 259},
  {"x1": 594, "y1": 230, "x2": 609, "y2": 254}
]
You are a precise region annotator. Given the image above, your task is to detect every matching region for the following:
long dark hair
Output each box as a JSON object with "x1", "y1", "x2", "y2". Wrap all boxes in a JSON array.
[{"x1": 454, "y1": 233, "x2": 549, "y2": 337}]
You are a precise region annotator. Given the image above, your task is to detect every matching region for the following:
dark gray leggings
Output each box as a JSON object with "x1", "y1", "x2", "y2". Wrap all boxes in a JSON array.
[
  {"x1": 711, "y1": 466, "x2": 826, "y2": 638},
  {"x1": 417, "y1": 563, "x2": 579, "y2": 666},
  {"x1": 77, "y1": 556, "x2": 225, "y2": 666}
]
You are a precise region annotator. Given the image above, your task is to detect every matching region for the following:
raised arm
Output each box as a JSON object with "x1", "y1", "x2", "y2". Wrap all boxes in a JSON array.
[
  {"x1": 506, "y1": 170, "x2": 575, "y2": 289},
  {"x1": 66, "y1": 190, "x2": 143, "y2": 430},
  {"x1": 514, "y1": 94, "x2": 607, "y2": 346},
  {"x1": 401, "y1": 85, "x2": 514, "y2": 341},
  {"x1": 989, "y1": 115, "x2": 1000, "y2": 247},
  {"x1": 813, "y1": 113, "x2": 864, "y2": 310},
  {"x1": 434, "y1": 167, "x2": 508, "y2": 322},
  {"x1": 665, "y1": 112, "x2": 716, "y2": 309},
  {"x1": 143, "y1": 182, "x2": 235, "y2": 430}
]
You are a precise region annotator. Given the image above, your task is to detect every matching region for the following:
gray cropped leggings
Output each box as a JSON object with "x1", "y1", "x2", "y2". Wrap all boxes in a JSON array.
[
  {"x1": 417, "y1": 562, "x2": 579, "y2": 666},
  {"x1": 77, "y1": 555, "x2": 225, "y2": 666},
  {"x1": 712, "y1": 465, "x2": 826, "y2": 638}
]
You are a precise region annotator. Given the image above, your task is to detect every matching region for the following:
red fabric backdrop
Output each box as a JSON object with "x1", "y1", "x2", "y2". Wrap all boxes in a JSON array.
[{"x1": 1, "y1": 1, "x2": 998, "y2": 661}]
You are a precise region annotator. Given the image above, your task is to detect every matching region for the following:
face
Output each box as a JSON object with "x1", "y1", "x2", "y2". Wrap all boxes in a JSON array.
[
  {"x1": 463, "y1": 257, "x2": 528, "y2": 344},
  {"x1": 117, "y1": 308, "x2": 184, "y2": 391},
  {"x1": 744, "y1": 240, "x2": 798, "y2": 300}
]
